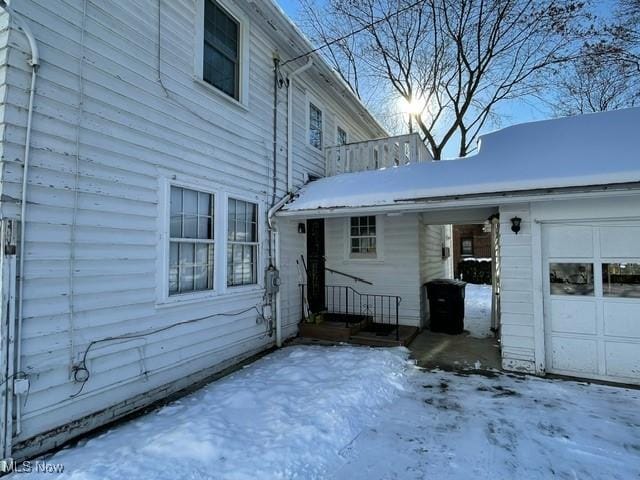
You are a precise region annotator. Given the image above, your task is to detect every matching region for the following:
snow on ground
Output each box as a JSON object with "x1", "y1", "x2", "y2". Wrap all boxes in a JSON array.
[
  {"x1": 333, "y1": 369, "x2": 640, "y2": 480},
  {"x1": 16, "y1": 346, "x2": 640, "y2": 480},
  {"x1": 16, "y1": 346, "x2": 410, "y2": 480},
  {"x1": 464, "y1": 283, "x2": 493, "y2": 338}
]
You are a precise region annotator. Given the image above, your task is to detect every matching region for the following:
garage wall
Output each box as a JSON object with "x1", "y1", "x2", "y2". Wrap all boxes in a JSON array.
[
  {"x1": 499, "y1": 203, "x2": 536, "y2": 373},
  {"x1": 500, "y1": 194, "x2": 640, "y2": 377}
]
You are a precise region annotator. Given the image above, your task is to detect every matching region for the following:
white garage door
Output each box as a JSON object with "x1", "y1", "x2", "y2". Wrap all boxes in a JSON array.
[{"x1": 542, "y1": 222, "x2": 640, "y2": 384}]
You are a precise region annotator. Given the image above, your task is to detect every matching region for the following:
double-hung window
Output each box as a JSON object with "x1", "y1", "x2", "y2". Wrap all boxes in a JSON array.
[
  {"x1": 309, "y1": 103, "x2": 323, "y2": 150},
  {"x1": 350, "y1": 216, "x2": 377, "y2": 257},
  {"x1": 461, "y1": 237, "x2": 474, "y2": 256},
  {"x1": 169, "y1": 186, "x2": 215, "y2": 295},
  {"x1": 203, "y1": 0, "x2": 240, "y2": 99},
  {"x1": 337, "y1": 126, "x2": 348, "y2": 146},
  {"x1": 227, "y1": 198, "x2": 259, "y2": 286}
]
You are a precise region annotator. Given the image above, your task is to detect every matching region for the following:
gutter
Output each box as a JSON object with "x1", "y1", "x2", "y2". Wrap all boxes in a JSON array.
[
  {"x1": 0, "y1": 0, "x2": 39, "y2": 440},
  {"x1": 286, "y1": 58, "x2": 313, "y2": 192},
  {"x1": 276, "y1": 182, "x2": 640, "y2": 219}
]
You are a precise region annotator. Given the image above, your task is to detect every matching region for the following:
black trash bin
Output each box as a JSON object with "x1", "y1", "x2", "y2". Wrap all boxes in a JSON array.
[{"x1": 425, "y1": 279, "x2": 467, "y2": 334}]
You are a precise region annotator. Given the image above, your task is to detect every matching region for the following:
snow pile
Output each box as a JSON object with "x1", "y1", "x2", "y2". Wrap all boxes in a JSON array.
[
  {"x1": 465, "y1": 283, "x2": 493, "y2": 338},
  {"x1": 19, "y1": 346, "x2": 410, "y2": 480},
  {"x1": 285, "y1": 107, "x2": 640, "y2": 211}
]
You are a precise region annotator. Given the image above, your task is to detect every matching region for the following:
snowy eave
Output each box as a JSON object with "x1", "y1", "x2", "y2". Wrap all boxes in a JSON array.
[{"x1": 281, "y1": 107, "x2": 640, "y2": 214}]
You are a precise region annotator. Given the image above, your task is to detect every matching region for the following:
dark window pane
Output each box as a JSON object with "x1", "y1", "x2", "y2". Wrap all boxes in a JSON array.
[
  {"x1": 309, "y1": 103, "x2": 323, "y2": 149},
  {"x1": 337, "y1": 127, "x2": 347, "y2": 146},
  {"x1": 203, "y1": 0, "x2": 239, "y2": 99},
  {"x1": 549, "y1": 263, "x2": 594, "y2": 296},
  {"x1": 603, "y1": 263, "x2": 640, "y2": 298}
]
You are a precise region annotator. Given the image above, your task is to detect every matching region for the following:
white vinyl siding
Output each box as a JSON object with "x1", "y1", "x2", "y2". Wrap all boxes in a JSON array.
[{"x1": 0, "y1": 0, "x2": 385, "y2": 458}]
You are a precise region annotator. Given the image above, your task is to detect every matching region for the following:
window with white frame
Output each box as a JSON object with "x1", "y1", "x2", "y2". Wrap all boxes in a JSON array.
[
  {"x1": 350, "y1": 216, "x2": 377, "y2": 256},
  {"x1": 227, "y1": 198, "x2": 258, "y2": 286},
  {"x1": 309, "y1": 103, "x2": 323, "y2": 149},
  {"x1": 169, "y1": 186, "x2": 215, "y2": 295},
  {"x1": 337, "y1": 126, "x2": 348, "y2": 146},
  {"x1": 203, "y1": 0, "x2": 240, "y2": 99}
]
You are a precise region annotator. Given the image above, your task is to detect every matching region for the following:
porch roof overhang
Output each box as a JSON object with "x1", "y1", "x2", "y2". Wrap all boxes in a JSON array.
[
  {"x1": 276, "y1": 182, "x2": 640, "y2": 219},
  {"x1": 279, "y1": 107, "x2": 640, "y2": 219}
]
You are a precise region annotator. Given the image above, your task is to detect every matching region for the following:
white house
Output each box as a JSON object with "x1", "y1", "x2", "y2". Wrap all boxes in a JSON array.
[
  {"x1": 278, "y1": 107, "x2": 640, "y2": 386},
  {"x1": 0, "y1": 0, "x2": 639, "y2": 466},
  {"x1": 0, "y1": 0, "x2": 387, "y2": 461}
]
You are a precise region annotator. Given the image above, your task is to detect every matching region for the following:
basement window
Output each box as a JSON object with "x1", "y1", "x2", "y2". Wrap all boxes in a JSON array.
[{"x1": 169, "y1": 186, "x2": 215, "y2": 295}]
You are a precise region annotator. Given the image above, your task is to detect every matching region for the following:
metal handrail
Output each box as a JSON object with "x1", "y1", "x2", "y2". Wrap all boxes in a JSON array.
[
  {"x1": 324, "y1": 267, "x2": 373, "y2": 285},
  {"x1": 300, "y1": 284, "x2": 401, "y2": 341}
]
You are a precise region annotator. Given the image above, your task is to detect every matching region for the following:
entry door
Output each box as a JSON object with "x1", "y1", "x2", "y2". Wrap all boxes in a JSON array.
[
  {"x1": 306, "y1": 219, "x2": 325, "y2": 313},
  {"x1": 542, "y1": 222, "x2": 640, "y2": 384}
]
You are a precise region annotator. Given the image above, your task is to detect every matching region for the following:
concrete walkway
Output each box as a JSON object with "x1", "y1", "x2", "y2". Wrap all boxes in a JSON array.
[{"x1": 409, "y1": 330, "x2": 501, "y2": 371}]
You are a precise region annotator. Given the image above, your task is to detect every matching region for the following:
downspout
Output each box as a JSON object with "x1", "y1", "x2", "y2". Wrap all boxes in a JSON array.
[
  {"x1": 268, "y1": 193, "x2": 291, "y2": 348},
  {"x1": 286, "y1": 58, "x2": 313, "y2": 193},
  {"x1": 0, "y1": 0, "x2": 39, "y2": 438}
]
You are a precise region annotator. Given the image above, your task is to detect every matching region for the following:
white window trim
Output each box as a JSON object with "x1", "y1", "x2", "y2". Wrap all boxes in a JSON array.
[
  {"x1": 225, "y1": 193, "x2": 263, "y2": 290},
  {"x1": 306, "y1": 93, "x2": 325, "y2": 153},
  {"x1": 344, "y1": 215, "x2": 385, "y2": 262},
  {"x1": 194, "y1": 0, "x2": 250, "y2": 108},
  {"x1": 156, "y1": 175, "x2": 264, "y2": 307}
]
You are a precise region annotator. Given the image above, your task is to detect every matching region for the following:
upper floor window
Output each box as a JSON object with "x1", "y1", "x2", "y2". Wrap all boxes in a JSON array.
[
  {"x1": 203, "y1": 0, "x2": 240, "y2": 99},
  {"x1": 169, "y1": 186, "x2": 215, "y2": 295},
  {"x1": 227, "y1": 198, "x2": 259, "y2": 286},
  {"x1": 309, "y1": 103, "x2": 323, "y2": 150},
  {"x1": 350, "y1": 216, "x2": 377, "y2": 257},
  {"x1": 337, "y1": 126, "x2": 348, "y2": 146}
]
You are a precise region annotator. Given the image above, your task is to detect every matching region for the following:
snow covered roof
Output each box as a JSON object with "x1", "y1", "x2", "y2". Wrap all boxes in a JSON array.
[{"x1": 283, "y1": 107, "x2": 640, "y2": 213}]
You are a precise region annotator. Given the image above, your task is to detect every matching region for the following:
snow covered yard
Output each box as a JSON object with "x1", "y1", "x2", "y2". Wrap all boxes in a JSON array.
[
  {"x1": 464, "y1": 283, "x2": 493, "y2": 338},
  {"x1": 15, "y1": 346, "x2": 640, "y2": 479}
]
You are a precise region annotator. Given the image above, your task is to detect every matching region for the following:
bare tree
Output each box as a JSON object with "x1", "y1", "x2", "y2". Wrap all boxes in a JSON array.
[
  {"x1": 550, "y1": 0, "x2": 639, "y2": 115},
  {"x1": 551, "y1": 45, "x2": 639, "y2": 115},
  {"x1": 299, "y1": 0, "x2": 588, "y2": 159}
]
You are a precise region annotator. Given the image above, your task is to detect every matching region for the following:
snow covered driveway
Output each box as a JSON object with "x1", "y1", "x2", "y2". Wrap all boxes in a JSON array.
[{"x1": 18, "y1": 346, "x2": 640, "y2": 479}]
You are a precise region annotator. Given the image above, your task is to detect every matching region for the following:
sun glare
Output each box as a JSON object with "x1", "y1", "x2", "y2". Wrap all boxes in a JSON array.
[{"x1": 399, "y1": 96, "x2": 427, "y2": 115}]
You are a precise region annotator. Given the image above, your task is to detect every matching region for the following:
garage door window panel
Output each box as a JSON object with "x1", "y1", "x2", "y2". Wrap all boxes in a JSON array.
[
  {"x1": 602, "y1": 263, "x2": 640, "y2": 298},
  {"x1": 549, "y1": 263, "x2": 594, "y2": 296}
]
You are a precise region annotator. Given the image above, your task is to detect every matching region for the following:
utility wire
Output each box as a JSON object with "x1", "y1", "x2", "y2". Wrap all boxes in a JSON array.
[
  {"x1": 280, "y1": 0, "x2": 426, "y2": 67},
  {"x1": 70, "y1": 305, "x2": 265, "y2": 398}
]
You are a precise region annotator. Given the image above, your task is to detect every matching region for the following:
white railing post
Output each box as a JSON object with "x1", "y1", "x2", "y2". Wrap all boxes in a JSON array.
[{"x1": 325, "y1": 132, "x2": 431, "y2": 176}]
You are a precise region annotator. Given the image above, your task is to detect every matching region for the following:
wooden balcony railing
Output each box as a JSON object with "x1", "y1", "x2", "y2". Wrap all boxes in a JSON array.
[{"x1": 325, "y1": 132, "x2": 432, "y2": 176}]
